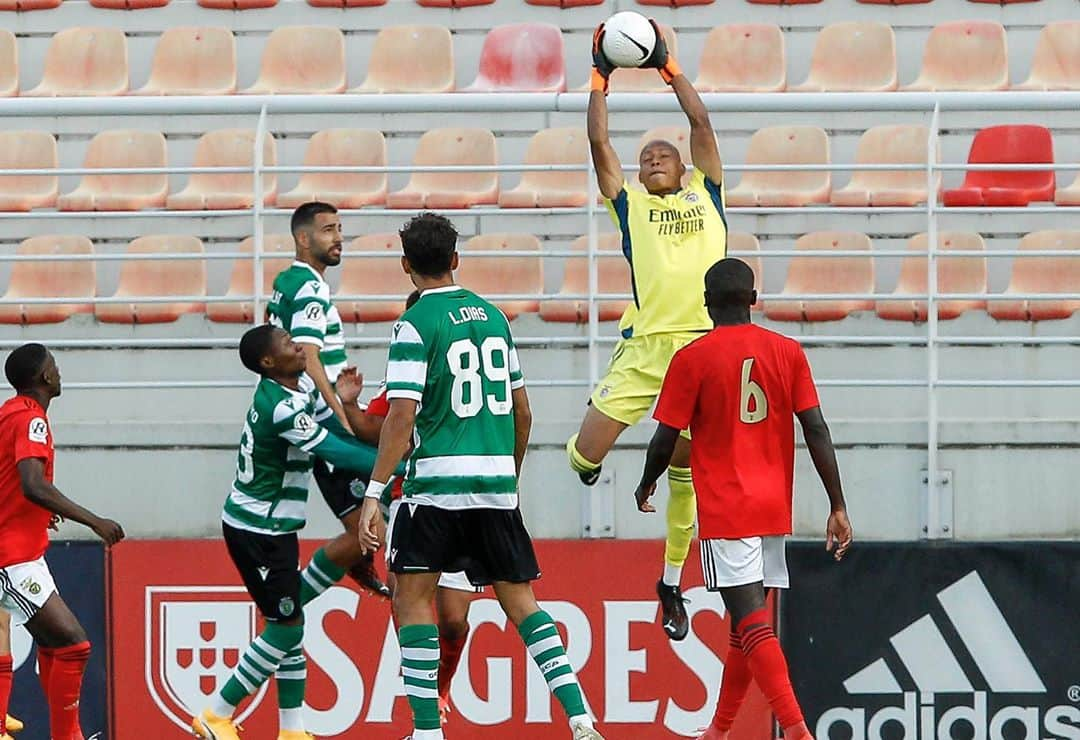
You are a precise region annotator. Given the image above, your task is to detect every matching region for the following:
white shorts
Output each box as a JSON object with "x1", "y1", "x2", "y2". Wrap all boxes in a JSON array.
[
  {"x1": 386, "y1": 500, "x2": 482, "y2": 594},
  {"x1": 0, "y1": 557, "x2": 58, "y2": 626},
  {"x1": 700, "y1": 536, "x2": 789, "y2": 590}
]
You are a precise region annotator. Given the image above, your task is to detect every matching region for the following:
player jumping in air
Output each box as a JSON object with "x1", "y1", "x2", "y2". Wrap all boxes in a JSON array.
[
  {"x1": 267, "y1": 201, "x2": 391, "y2": 600},
  {"x1": 193, "y1": 325, "x2": 400, "y2": 740},
  {"x1": 0, "y1": 343, "x2": 125, "y2": 740},
  {"x1": 356, "y1": 213, "x2": 602, "y2": 740},
  {"x1": 634, "y1": 259, "x2": 854, "y2": 740},
  {"x1": 571, "y1": 18, "x2": 728, "y2": 642}
]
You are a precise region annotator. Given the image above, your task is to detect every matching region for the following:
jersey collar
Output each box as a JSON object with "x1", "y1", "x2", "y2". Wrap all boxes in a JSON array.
[
  {"x1": 420, "y1": 285, "x2": 462, "y2": 297},
  {"x1": 292, "y1": 260, "x2": 326, "y2": 284}
]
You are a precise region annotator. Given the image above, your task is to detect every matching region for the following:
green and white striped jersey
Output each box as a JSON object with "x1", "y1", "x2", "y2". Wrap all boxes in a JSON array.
[
  {"x1": 267, "y1": 261, "x2": 348, "y2": 382},
  {"x1": 385, "y1": 285, "x2": 525, "y2": 510}
]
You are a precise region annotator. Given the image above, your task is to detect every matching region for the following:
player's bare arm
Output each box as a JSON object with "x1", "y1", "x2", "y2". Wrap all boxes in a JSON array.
[
  {"x1": 635, "y1": 422, "x2": 681, "y2": 513},
  {"x1": 671, "y1": 76, "x2": 724, "y2": 184},
  {"x1": 335, "y1": 367, "x2": 384, "y2": 445},
  {"x1": 796, "y1": 406, "x2": 853, "y2": 561},
  {"x1": 16, "y1": 458, "x2": 124, "y2": 545},
  {"x1": 587, "y1": 25, "x2": 624, "y2": 201},
  {"x1": 358, "y1": 397, "x2": 417, "y2": 555},
  {"x1": 300, "y1": 343, "x2": 352, "y2": 433},
  {"x1": 511, "y1": 386, "x2": 532, "y2": 477}
]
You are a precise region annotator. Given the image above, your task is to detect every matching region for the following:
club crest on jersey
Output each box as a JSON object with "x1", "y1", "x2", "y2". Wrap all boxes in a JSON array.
[
  {"x1": 28, "y1": 417, "x2": 48, "y2": 444},
  {"x1": 278, "y1": 597, "x2": 295, "y2": 617},
  {"x1": 145, "y1": 587, "x2": 268, "y2": 731},
  {"x1": 294, "y1": 413, "x2": 314, "y2": 433},
  {"x1": 682, "y1": 191, "x2": 700, "y2": 203}
]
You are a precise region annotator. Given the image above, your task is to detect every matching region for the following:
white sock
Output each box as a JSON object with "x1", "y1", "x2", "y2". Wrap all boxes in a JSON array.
[
  {"x1": 411, "y1": 729, "x2": 445, "y2": 740},
  {"x1": 210, "y1": 695, "x2": 236, "y2": 719},
  {"x1": 279, "y1": 707, "x2": 304, "y2": 732},
  {"x1": 569, "y1": 714, "x2": 594, "y2": 729},
  {"x1": 662, "y1": 563, "x2": 683, "y2": 587}
]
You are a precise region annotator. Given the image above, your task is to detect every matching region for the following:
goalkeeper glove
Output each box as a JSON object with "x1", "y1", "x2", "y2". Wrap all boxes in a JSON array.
[
  {"x1": 642, "y1": 19, "x2": 683, "y2": 85},
  {"x1": 591, "y1": 23, "x2": 616, "y2": 94}
]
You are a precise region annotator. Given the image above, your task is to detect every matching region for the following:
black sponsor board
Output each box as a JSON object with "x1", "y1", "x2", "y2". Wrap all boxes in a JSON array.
[{"x1": 782, "y1": 542, "x2": 1080, "y2": 740}]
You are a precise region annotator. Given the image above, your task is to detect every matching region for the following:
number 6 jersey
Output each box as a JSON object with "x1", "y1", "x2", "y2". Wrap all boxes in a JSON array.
[{"x1": 385, "y1": 285, "x2": 524, "y2": 510}]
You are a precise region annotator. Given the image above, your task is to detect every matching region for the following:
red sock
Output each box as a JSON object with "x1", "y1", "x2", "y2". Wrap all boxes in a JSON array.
[
  {"x1": 437, "y1": 631, "x2": 468, "y2": 700},
  {"x1": 38, "y1": 646, "x2": 56, "y2": 695},
  {"x1": 0, "y1": 655, "x2": 12, "y2": 734},
  {"x1": 711, "y1": 631, "x2": 752, "y2": 731},
  {"x1": 737, "y1": 609, "x2": 805, "y2": 731},
  {"x1": 43, "y1": 641, "x2": 90, "y2": 740}
]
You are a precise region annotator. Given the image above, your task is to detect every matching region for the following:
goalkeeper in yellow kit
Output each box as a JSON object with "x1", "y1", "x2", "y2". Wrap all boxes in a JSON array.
[{"x1": 569, "y1": 19, "x2": 728, "y2": 641}]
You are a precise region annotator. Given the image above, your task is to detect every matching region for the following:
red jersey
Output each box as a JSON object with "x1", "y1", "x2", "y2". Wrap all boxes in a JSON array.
[
  {"x1": 653, "y1": 324, "x2": 820, "y2": 539},
  {"x1": 363, "y1": 386, "x2": 403, "y2": 499},
  {"x1": 0, "y1": 395, "x2": 55, "y2": 567}
]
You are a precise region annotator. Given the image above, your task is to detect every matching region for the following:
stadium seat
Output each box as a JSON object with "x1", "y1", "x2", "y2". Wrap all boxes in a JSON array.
[
  {"x1": 943, "y1": 125, "x2": 1054, "y2": 207},
  {"x1": 499, "y1": 128, "x2": 587, "y2": 208},
  {"x1": 608, "y1": 24, "x2": 677, "y2": 93},
  {"x1": 353, "y1": 26, "x2": 454, "y2": 94},
  {"x1": 467, "y1": 24, "x2": 566, "y2": 93},
  {"x1": 637, "y1": 0, "x2": 711, "y2": 7},
  {"x1": 1055, "y1": 173, "x2": 1080, "y2": 205},
  {"x1": 418, "y1": 0, "x2": 490, "y2": 7},
  {"x1": 968, "y1": 0, "x2": 1038, "y2": 4},
  {"x1": 748, "y1": 0, "x2": 820, "y2": 5},
  {"x1": 25, "y1": 28, "x2": 128, "y2": 97},
  {"x1": 0, "y1": 0, "x2": 59, "y2": 10},
  {"x1": 988, "y1": 231, "x2": 1080, "y2": 321},
  {"x1": 277, "y1": 129, "x2": 387, "y2": 209},
  {"x1": 338, "y1": 234, "x2": 413, "y2": 323},
  {"x1": 58, "y1": 130, "x2": 168, "y2": 211},
  {"x1": 308, "y1": 0, "x2": 384, "y2": 7},
  {"x1": 199, "y1": 0, "x2": 275, "y2": 10},
  {"x1": 135, "y1": 27, "x2": 236, "y2": 96},
  {"x1": 526, "y1": 0, "x2": 603, "y2": 6},
  {"x1": 904, "y1": 21, "x2": 1008, "y2": 91},
  {"x1": 695, "y1": 24, "x2": 785, "y2": 93},
  {"x1": 167, "y1": 129, "x2": 277, "y2": 211},
  {"x1": 539, "y1": 234, "x2": 630, "y2": 323},
  {"x1": 455, "y1": 234, "x2": 542, "y2": 319},
  {"x1": 0, "y1": 31, "x2": 16, "y2": 97},
  {"x1": 728, "y1": 231, "x2": 764, "y2": 311},
  {"x1": 95, "y1": 235, "x2": 206, "y2": 324},
  {"x1": 0, "y1": 131, "x2": 58, "y2": 211},
  {"x1": 764, "y1": 232, "x2": 874, "y2": 322},
  {"x1": 207, "y1": 235, "x2": 293, "y2": 323},
  {"x1": 242, "y1": 26, "x2": 346, "y2": 95},
  {"x1": 793, "y1": 22, "x2": 897, "y2": 92},
  {"x1": 857, "y1": 0, "x2": 930, "y2": 4},
  {"x1": 727, "y1": 126, "x2": 831, "y2": 207},
  {"x1": 386, "y1": 128, "x2": 498, "y2": 209},
  {"x1": 831, "y1": 125, "x2": 938, "y2": 207},
  {"x1": 0, "y1": 236, "x2": 95, "y2": 325},
  {"x1": 1016, "y1": 21, "x2": 1080, "y2": 90},
  {"x1": 90, "y1": 0, "x2": 166, "y2": 10},
  {"x1": 876, "y1": 232, "x2": 987, "y2": 321}
]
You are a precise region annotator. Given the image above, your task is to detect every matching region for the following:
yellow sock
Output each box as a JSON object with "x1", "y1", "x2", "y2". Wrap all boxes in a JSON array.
[
  {"x1": 664, "y1": 466, "x2": 696, "y2": 569},
  {"x1": 566, "y1": 434, "x2": 602, "y2": 475}
]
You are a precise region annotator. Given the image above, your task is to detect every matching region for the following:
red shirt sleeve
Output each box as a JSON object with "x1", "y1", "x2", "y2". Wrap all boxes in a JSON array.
[
  {"x1": 13, "y1": 411, "x2": 51, "y2": 464},
  {"x1": 365, "y1": 388, "x2": 390, "y2": 419},
  {"x1": 653, "y1": 348, "x2": 700, "y2": 430},
  {"x1": 790, "y1": 343, "x2": 820, "y2": 413}
]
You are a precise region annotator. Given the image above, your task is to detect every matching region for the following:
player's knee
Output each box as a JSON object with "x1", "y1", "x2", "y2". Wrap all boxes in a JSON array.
[{"x1": 437, "y1": 616, "x2": 469, "y2": 640}]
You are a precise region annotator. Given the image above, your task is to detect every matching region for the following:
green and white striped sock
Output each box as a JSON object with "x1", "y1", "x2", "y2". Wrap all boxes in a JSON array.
[
  {"x1": 300, "y1": 547, "x2": 347, "y2": 606},
  {"x1": 215, "y1": 622, "x2": 303, "y2": 715},
  {"x1": 518, "y1": 610, "x2": 590, "y2": 726},
  {"x1": 275, "y1": 646, "x2": 306, "y2": 731},
  {"x1": 399, "y1": 624, "x2": 442, "y2": 733}
]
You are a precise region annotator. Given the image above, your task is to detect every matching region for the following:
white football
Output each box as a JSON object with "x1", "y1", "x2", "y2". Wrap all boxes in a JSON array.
[{"x1": 601, "y1": 11, "x2": 657, "y2": 69}]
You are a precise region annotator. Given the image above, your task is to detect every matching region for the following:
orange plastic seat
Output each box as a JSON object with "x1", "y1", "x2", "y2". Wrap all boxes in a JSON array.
[
  {"x1": 0, "y1": 236, "x2": 95, "y2": 325},
  {"x1": 764, "y1": 232, "x2": 874, "y2": 322},
  {"x1": 167, "y1": 129, "x2": 277, "y2": 211},
  {"x1": 831, "y1": 125, "x2": 938, "y2": 207},
  {"x1": 198, "y1": 0, "x2": 275, "y2": 10},
  {"x1": 418, "y1": 0, "x2": 490, "y2": 8},
  {"x1": 308, "y1": 0, "x2": 383, "y2": 7},
  {"x1": 0, "y1": 0, "x2": 59, "y2": 10},
  {"x1": 277, "y1": 129, "x2": 387, "y2": 209},
  {"x1": 499, "y1": 128, "x2": 587, "y2": 209},
  {"x1": 637, "y1": 0, "x2": 710, "y2": 7},
  {"x1": 386, "y1": 128, "x2": 497, "y2": 210},
  {"x1": 540, "y1": 234, "x2": 629, "y2": 323},
  {"x1": 695, "y1": 25, "x2": 785, "y2": 93},
  {"x1": 26, "y1": 28, "x2": 128, "y2": 97},
  {"x1": 988, "y1": 231, "x2": 1080, "y2": 321},
  {"x1": 1055, "y1": 172, "x2": 1080, "y2": 205},
  {"x1": 857, "y1": 0, "x2": 930, "y2": 4},
  {"x1": 242, "y1": 26, "x2": 345, "y2": 95},
  {"x1": 794, "y1": 22, "x2": 897, "y2": 92},
  {"x1": 0, "y1": 31, "x2": 17, "y2": 97},
  {"x1": 748, "y1": 0, "x2": 820, "y2": 4},
  {"x1": 135, "y1": 27, "x2": 236, "y2": 96},
  {"x1": 608, "y1": 24, "x2": 677, "y2": 93},
  {"x1": 338, "y1": 234, "x2": 413, "y2": 323},
  {"x1": 90, "y1": 0, "x2": 166, "y2": 9},
  {"x1": 904, "y1": 21, "x2": 1008, "y2": 91},
  {"x1": 1016, "y1": 21, "x2": 1080, "y2": 90},
  {"x1": 727, "y1": 232, "x2": 764, "y2": 311},
  {"x1": 456, "y1": 234, "x2": 542, "y2": 320},
  {"x1": 526, "y1": 0, "x2": 602, "y2": 6},
  {"x1": 58, "y1": 130, "x2": 168, "y2": 212},
  {"x1": 95, "y1": 235, "x2": 206, "y2": 324},
  {"x1": 207, "y1": 234, "x2": 293, "y2": 323},
  {"x1": 727, "y1": 126, "x2": 830, "y2": 207},
  {"x1": 943, "y1": 125, "x2": 1054, "y2": 208},
  {"x1": 876, "y1": 233, "x2": 987, "y2": 321},
  {"x1": 467, "y1": 24, "x2": 565, "y2": 92},
  {"x1": 353, "y1": 26, "x2": 454, "y2": 94},
  {"x1": 0, "y1": 131, "x2": 57, "y2": 211}
]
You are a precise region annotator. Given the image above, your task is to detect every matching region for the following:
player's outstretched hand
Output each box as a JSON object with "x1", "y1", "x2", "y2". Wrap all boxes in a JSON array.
[
  {"x1": 337, "y1": 366, "x2": 364, "y2": 406},
  {"x1": 641, "y1": 19, "x2": 669, "y2": 70},
  {"x1": 92, "y1": 517, "x2": 125, "y2": 546},
  {"x1": 825, "y1": 508, "x2": 853, "y2": 562},
  {"x1": 634, "y1": 481, "x2": 657, "y2": 513},
  {"x1": 357, "y1": 497, "x2": 382, "y2": 556},
  {"x1": 591, "y1": 23, "x2": 616, "y2": 80}
]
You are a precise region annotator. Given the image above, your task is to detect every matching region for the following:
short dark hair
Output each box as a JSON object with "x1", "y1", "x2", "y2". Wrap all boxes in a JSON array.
[
  {"x1": 639, "y1": 139, "x2": 682, "y2": 162},
  {"x1": 239, "y1": 324, "x2": 278, "y2": 375},
  {"x1": 5, "y1": 343, "x2": 49, "y2": 392},
  {"x1": 290, "y1": 201, "x2": 338, "y2": 238},
  {"x1": 405, "y1": 290, "x2": 421, "y2": 310},
  {"x1": 704, "y1": 258, "x2": 756, "y2": 309},
  {"x1": 399, "y1": 212, "x2": 458, "y2": 277}
]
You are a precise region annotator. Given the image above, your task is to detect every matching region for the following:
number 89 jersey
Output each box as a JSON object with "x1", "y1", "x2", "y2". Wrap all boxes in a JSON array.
[{"x1": 385, "y1": 285, "x2": 524, "y2": 510}]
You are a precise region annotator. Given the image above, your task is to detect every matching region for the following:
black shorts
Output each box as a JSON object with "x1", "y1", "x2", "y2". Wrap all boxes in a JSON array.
[
  {"x1": 387, "y1": 504, "x2": 541, "y2": 586},
  {"x1": 313, "y1": 458, "x2": 367, "y2": 520},
  {"x1": 222, "y1": 523, "x2": 301, "y2": 622}
]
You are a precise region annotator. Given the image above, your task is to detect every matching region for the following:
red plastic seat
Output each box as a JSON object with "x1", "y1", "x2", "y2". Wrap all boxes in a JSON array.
[
  {"x1": 58, "y1": 130, "x2": 168, "y2": 211},
  {"x1": 386, "y1": 128, "x2": 497, "y2": 210},
  {"x1": 199, "y1": 0, "x2": 275, "y2": 9},
  {"x1": 0, "y1": 131, "x2": 58, "y2": 211},
  {"x1": 417, "y1": 0, "x2": 490, "y2": 9},
  {"x1": 456, "y1": 234, "x2": 542, "y2": 320},
  {"x1": 134, "y1": 27, "x2": 236, "y2": 96},
  {"x1": 25, "y1": 28, "x2": 128, "y2": 96},
  {"x1": 988, "y1": 231, "x2": 1080, "y2": 321},
  {"x1": 876, "y1": 232, "x2": 987, "y2": 321},
  {"x1": 90, "y1": 0, "x2": 166, "y2": 10},
  {"x1": 338, "y1": 234, "x2": 413, "y2": 323},
  {"x1": 695, "y1": 25, "x2": 785, "y2": 93},
  {"x1": 467, "y1": 24, "x2": 565, "y2": 92},
  {"x1": 207, "y1": 235, "x2": 293, "y2": 323},
  {"x1": 943, "y1": 125, "x2": 1054, "y2": 208},
  {"x1": 727, "y1": 126, "x2": 831, "y2": 207},
  {"x1": 0, "y1": 236, "x2": 95, "y2": 325},
  {"x1": 0, "y1": 0, "x2": 59, "y2": 10},
  {"x1": 0, "y1": 31, "x2": 16, "y2": 96},
  {"x1": 95, "y1": 235, "x2": 206, "y2": 324},
  {"x1": 499, "y1": 128, "x2": 587, "y2": 209},
  {"x1": 540, "y1": 234, "x2": 629, "y2": 323},
  {"x1": 277, "y1": 129, "x2": 387, "y2": 209},
  {"x1": 764, "y1": 232, "x2": 874, "y2": 322}
]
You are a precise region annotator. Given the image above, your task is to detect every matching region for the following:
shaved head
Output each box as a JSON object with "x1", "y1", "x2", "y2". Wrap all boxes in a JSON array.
[
  {"x1": 704, "y1": 258, "x2": 756, "y2": 310},
  {"x1": 639, "y1": 139, "x2": 682, "y2": 163}
]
